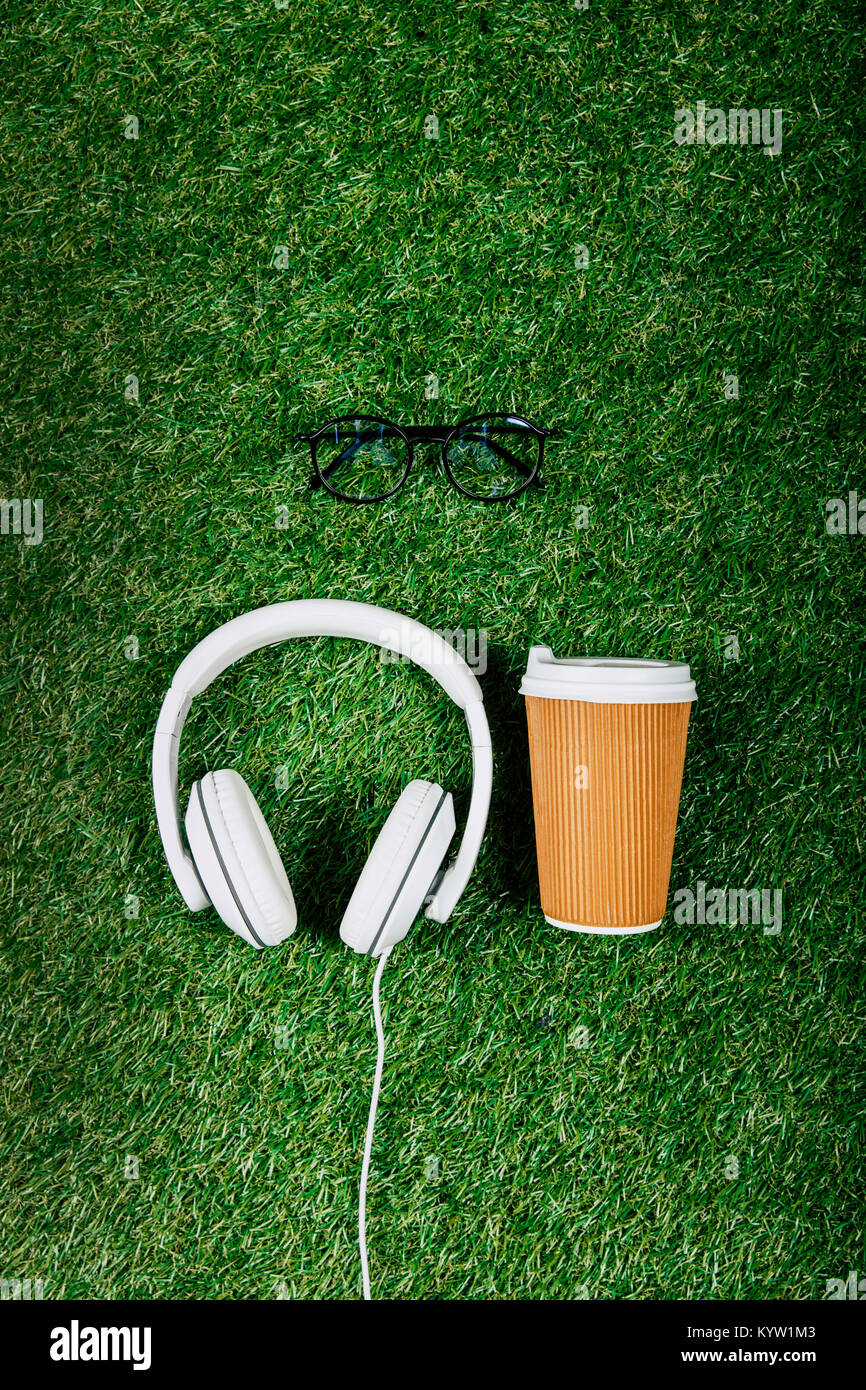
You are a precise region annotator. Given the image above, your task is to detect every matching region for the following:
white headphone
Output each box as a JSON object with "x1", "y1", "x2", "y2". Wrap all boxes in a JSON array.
[{"x1": 152, "y1": 599, "x2": 493, "y2": 956}]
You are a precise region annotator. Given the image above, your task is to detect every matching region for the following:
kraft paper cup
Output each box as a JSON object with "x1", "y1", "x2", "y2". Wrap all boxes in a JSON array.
[{"x1": 520, "y1": 648, "x2": 697, "y2": 935}]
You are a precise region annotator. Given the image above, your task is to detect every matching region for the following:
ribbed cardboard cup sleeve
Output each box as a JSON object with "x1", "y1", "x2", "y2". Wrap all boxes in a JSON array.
[{"x1": 525, "y1": 697, "x2": 692, "y2": 931}]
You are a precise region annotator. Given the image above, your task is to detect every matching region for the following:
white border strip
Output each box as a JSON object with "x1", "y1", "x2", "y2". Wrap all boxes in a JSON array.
[{"x1": 544, "y1": 915, "x2": 662, "y2": 936}]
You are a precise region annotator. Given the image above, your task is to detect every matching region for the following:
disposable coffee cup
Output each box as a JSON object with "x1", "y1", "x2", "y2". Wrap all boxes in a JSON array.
[{"x1": 520, "y1": 647, "x2": 697, "y2": 934}]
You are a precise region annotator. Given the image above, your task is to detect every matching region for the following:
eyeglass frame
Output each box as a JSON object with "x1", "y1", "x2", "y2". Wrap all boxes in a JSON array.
[{"x1": 294, "y1": 412, "x2": 556, "y2": 504}]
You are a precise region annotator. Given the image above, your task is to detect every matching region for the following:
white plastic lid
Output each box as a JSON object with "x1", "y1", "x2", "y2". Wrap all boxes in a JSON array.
[{"x1": 519, "y1": 646, "x2": 697, "y2": 704}]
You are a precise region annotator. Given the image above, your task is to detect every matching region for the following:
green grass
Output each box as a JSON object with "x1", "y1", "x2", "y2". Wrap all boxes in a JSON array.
[{"x1": 1, "y1": 0, "x2": 863, "y2": 1300}]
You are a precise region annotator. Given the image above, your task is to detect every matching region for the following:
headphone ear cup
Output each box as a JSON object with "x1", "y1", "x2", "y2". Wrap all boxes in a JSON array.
[
  {"x1": 340, "y1": 780, "x2": 456, "y2": 957},
  {"x1": 185, "y1": 770, "x2": 297, "y2": 950}
]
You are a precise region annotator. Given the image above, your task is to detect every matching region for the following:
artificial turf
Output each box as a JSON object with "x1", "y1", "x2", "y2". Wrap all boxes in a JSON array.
[{"x1": 0, "y1": 0, "x2": 863, "y2": 1300}]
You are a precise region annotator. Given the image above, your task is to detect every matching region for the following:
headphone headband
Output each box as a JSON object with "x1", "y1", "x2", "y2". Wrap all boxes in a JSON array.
[{"x1": 152, "y1": 600, "x2": 492, "y2": 923}]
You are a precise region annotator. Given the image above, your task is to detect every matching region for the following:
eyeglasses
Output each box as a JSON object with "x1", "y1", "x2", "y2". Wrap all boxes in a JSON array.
[{"x1": 295, "y1": 413, "x2": 555, "y2": 503}]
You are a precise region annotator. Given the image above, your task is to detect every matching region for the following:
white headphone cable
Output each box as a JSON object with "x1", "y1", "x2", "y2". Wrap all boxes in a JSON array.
[{"x1": 358, "y1": 944, "x2": 392, "y2": 1301}]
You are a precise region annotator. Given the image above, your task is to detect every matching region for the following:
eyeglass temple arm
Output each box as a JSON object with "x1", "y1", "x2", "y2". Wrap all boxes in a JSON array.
[
  {"x1": 296, "y1": 424, "x2": 560, "y2": 442},
  {"x1": 296, "y1": 432, "x2": 391, "y2": 488},
  {"x1": 317, "y1": 436, "x2": 397, "y2": 483},
  {"x1": 315, "y1": 434, "x2": 539, "y2": 485},
  {"x1": 449, "y1": 432, "x2": 536, "y2": 480}
]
